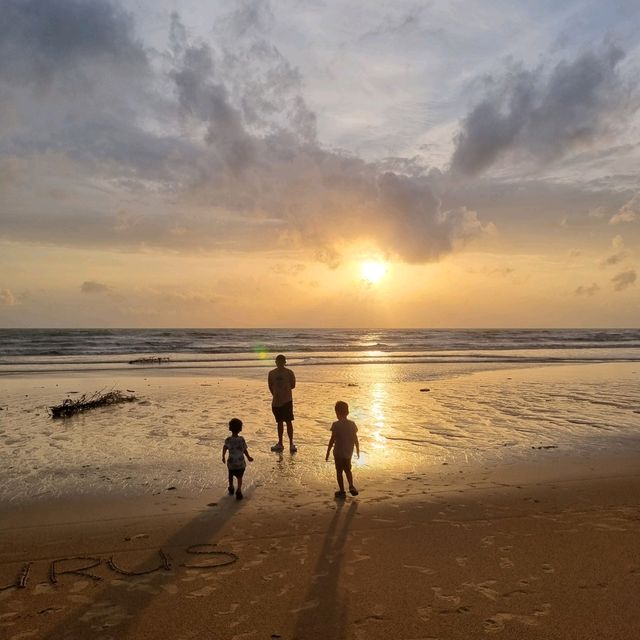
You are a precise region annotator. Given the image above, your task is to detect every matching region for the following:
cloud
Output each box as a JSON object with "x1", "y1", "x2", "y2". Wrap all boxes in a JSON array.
[
  {"x1": 450, "y1": 45, "x2": 633, "y2": 176},
  {"x1": 600, "y1": 251, "x2": 628, "y2": 267},
  {"x1": 610, "y1": 193, "x2": 639, "y2": 224},
  {"x1": 611, "y1": 269, "x2": 637, "y2": 291},
  {"x1": 152, "y1": 11, "x2": 490, "y2": 263},
  {"x1": 0, "y1": 3, "x2": 488, "y2": 264},
  {"x1": 573, "y1": 283, "x2": 599, "y2": 297},
  {"x1": 0, "y1": 0, "x2": 147, "y2": 87},
  {"x1": 81, "y1": 281, "x2": 110, "y2": 294},
  {"x1": 0, "y1": 288, "x2": 16, "y2": 305}
]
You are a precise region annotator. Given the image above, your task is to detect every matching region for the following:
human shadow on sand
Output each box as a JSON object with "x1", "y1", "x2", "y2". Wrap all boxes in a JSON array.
[
  {"x1": 40, "y1": 491, "x2": 247, "y2": 639},
  {"x1": 291, "y1": 500, "x2": 358, "y2": 640}
]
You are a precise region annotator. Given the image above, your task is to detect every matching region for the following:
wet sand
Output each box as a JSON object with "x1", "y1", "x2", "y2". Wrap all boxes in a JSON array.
[
  {"x1": 2, "y1": 361, "x2": 639, "y2": 502},
  {"x1": 2, "y1": 452, "x2": 640, "y2": 640}
]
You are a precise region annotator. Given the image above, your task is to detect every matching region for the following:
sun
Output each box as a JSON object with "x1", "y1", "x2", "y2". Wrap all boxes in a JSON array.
[{"x1": 361, "y1": 261, "x2": 387, "y2": 284}]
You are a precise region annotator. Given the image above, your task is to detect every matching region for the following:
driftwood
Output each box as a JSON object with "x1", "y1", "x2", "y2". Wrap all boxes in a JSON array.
[
  {"x1": 128, "y1": 356, "x2": 170, "y2": 365},
  {"x1": 50, "y1": 390, "x2": 137, "y2": 419}
]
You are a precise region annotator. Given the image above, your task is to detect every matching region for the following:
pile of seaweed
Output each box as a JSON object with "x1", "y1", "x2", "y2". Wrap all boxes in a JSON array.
[
  {"x1": 50, "y1": 390, "x2": 137, "y2": 419},
  {"x1": 128, "y1": 356, "x2": 170, "y2": 365}
]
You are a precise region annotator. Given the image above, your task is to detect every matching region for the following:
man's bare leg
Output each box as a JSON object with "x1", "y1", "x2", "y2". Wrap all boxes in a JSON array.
[{"x1": 286, "y1": 420, "x2": 294, "y2": 447}]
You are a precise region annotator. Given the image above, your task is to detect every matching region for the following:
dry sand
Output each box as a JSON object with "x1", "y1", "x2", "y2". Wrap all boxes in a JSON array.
[{"x1": 2, "y1": 452, "x2": 640, "y2": 640}]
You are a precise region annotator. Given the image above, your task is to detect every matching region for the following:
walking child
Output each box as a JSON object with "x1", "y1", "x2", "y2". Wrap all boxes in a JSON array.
[
  {"x1": 222, "y1": 418, "x2": 253, "y2": 500},
  {"x1": 325, "y1": 400, "x2": 360, "y2": 498}
]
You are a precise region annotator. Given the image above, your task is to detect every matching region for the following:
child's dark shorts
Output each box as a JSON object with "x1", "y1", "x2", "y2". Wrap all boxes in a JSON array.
[
  {"x1": 334, "y1": 456, "x2": 352, "y2": 473},
  {"x1": 272, "y1": 401, "x2": 294, "y2": 422},
  {"x1": 228, "y1": 468, "x2": 245, "y2": 479}
]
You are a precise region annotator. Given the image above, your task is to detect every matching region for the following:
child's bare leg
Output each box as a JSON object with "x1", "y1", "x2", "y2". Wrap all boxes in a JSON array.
[
  {"x1": 345, "y1": 468, "x2": 355, "y2": 490},
  {"x1": 236, "y1": 476, "x2": 243, "y2": 493},
  {"x1": 228, "y1": 469, "x2": 234, "y2": 493},
  {"x1": 286, "y1": 420, "x2": 294, "y2": 445},
  {"x1": 277, "y1": 421, "x2": 284, "y2": 446},
  {"x1": 335, "y1": 467, "x2": 345, "y2": 492}
]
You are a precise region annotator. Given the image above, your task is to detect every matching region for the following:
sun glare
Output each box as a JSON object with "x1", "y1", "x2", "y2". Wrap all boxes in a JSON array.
[{"x1": 361, "y1": 261, "x2": 387, "y2": 284}]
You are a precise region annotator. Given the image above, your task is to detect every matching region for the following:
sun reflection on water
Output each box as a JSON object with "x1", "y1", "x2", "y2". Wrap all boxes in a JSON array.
[{"x1": 369, "y1": 382, "x2": 387, "y2": 452}]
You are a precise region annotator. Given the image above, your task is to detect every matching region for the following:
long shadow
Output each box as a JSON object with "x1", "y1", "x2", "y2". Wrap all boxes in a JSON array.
[
  {"x1": 291, "y1": 500, "x2": 358, "y2": 640},
  {"x1": 40, "y1": 490, "x2": 246, "y2": 639}
]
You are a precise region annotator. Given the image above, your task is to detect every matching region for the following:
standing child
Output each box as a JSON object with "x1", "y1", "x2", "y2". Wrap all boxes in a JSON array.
[
  {"x1": 325, "y1": 401, "x2": 360, "y2": 498},
  {"x1": 222, "y1": 418, "x2": 253, "y2": 500}
]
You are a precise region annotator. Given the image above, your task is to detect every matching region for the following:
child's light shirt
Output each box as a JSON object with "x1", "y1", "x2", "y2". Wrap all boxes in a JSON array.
[
  {"x1": 224, "y1": 435, "x2": 247, "y2": 470},
  {"x1": 330, "y1": 419, "x2": 358, "y2": 459}
]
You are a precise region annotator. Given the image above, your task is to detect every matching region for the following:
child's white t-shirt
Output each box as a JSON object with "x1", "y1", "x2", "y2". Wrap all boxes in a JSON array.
[{"x1": 225, "y1": 435, "x2": 247, "y2": 469}]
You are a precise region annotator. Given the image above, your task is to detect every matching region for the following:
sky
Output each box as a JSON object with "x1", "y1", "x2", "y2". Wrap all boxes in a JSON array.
[{"x1": 1, "y1": 0, "x2": 639, "y2": 328}]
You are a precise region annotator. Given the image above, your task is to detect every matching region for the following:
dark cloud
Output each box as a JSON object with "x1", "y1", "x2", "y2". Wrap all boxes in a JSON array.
[
  {"x1": 611, "y1": 269, "x2": 637, "y2": 291},
  {"x1": 600, "y1": 251, "x2": 628, "y2": 267},
  {"x1": 574, "y1": 283, "x2": 599, "y2": 296},
  {"x1": 154, "y1": 12, "x2": 487, "y2": 263},
  {"x1": 81, "y1": 281, "x2": 110, "y2": 294},
  {"x1": 0, "y1": 2, "x2": 493, "y2": 263},
  {"x1": 440, "y1": 178, "x2": 638, "y2": 245},
  {"x1": 450, "y1": 46, "x2": 632, "y2": 176},
  {"x1": 0, "y1": 0, "x2": 147, "y2": 86}
]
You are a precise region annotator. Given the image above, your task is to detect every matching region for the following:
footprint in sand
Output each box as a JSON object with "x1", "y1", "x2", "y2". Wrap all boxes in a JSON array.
[
  {"x1": 484, "y1": 616, "x2": 506, "y2": 633},
  {"x1": 432, "y1": 587, "x2": 461, "y2": 606},
  {"x1": 577, "y1": 581, "x2": 607, "y2": 590},
  {"x1": 79, "y1": 601, "x2": 131, "y2": 628},
  {"x1": 216, "y1": 603, "x2": 239, "y2": 615},
  {"x1": 456, "y1": 556, "x2": 468, "y2": 567},
  {"x1": 517, "y1": 576, "x2": 538, "y2": 587},
  {"x1": 262, "y1": 571, "x2": 286, "y2": 582},
  {"x1": 404, "y1": 564, "x2": 436, "y2": 575},
  {"x1": 0, "y1": 611, "x2": 21, "y2": 624},
  {"x1": 417, "y1": 605, "x2": 433, "y2": 621},
  {"x1": 541, "y1": 564, "x2": 555, "y2": 573},
  {"x1": 290, "y1": 599, "x2": 320, "y2": 613},
  {"x1": 499, "y1": 557, "x2": 514, "y2": 569},
  {"x1": 461, "y1": 579, "x2": 500, "y2": 601},
  {"x1": 481, "y1": 536, "x2": 495, "y2": 547},
  {"x1": 353, "y1": 612, "x2": 385, "y2": 626}
]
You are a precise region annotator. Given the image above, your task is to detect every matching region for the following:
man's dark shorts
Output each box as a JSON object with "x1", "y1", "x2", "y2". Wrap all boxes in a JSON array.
[
  {"x1": 272, "y1": 401, "x2": 294, "y2": 423},
  {"x1": 228, "y1": 468, "x2": 245, "y2": 479},
  {"x1": 334, "y1": 456, "x2": 352, "y2": 473}
]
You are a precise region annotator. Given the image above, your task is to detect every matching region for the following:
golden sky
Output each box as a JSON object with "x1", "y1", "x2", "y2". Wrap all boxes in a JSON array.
[{"x1": 0, "y1": 1, "x2": 639, "y2": 327}]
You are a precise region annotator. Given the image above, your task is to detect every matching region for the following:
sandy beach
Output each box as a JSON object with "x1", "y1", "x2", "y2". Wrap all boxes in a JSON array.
[
  {"x1": 1, "y1": 354, "x2": 640, "y2": 639},
  {"x1": 2, "y1": 453, "x2": 640, "y2": 639}
]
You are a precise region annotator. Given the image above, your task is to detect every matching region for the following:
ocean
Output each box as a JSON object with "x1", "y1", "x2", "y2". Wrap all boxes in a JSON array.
[{"x1": 1, "y1": 328, "x2": 640, "y2": 376}]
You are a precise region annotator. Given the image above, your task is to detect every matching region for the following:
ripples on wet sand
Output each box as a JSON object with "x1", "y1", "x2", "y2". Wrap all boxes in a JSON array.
[{"x1": 1, "y1": 361, "x2": 639, "y2": 502}]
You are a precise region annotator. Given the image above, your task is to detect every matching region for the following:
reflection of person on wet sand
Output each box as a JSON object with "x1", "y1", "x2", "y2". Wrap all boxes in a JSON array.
[
  {"x1": 268, "y1": 354, "x2": 297, "y2": 453},
  {"x1": 325, "y1": 400, "x2": 360, "y2": 498}
]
